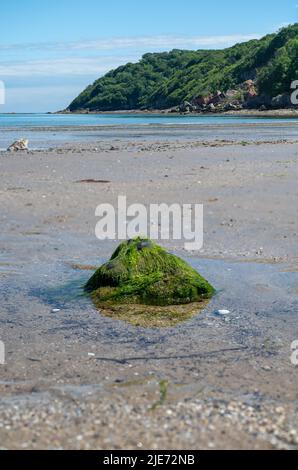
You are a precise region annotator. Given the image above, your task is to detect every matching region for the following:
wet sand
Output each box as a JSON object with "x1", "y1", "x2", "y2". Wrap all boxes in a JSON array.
[
  {"x1": 1, "y1": 119, "x2": 298, "y2": 150},
  {"x1": 0, "y1": 137, "x2": 298, "y2": 449}
]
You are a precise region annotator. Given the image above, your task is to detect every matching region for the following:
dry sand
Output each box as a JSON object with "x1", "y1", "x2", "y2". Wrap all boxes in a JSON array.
[{"x1": 0, "y1": 138, "x2": 298, "y2": 449}]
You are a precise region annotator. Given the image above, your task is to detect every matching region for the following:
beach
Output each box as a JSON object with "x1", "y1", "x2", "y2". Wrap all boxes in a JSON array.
[{"x1": 0, "y1": 129, "x2": 298, "y2": 449}]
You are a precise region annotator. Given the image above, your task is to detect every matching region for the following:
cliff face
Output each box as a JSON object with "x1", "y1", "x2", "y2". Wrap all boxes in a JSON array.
[{"x1": 68, "y1": 24, "x2": 298, "y2": 112}]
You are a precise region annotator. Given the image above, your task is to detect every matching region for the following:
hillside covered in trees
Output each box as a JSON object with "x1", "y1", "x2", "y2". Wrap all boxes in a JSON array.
[{"x1": 67, "y1": 24, "x2": 298, "y2": 112}]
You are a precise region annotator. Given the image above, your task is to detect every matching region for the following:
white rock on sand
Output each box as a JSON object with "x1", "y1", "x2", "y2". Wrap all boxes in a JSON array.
[{"x1": 7, "y1": 139, "x2": 29, "y2": 152}]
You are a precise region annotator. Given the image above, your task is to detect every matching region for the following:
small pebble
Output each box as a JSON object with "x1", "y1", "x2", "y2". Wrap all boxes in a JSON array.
[{"x1": 215, "y1": 309, "x2": 230, "y2": 316}]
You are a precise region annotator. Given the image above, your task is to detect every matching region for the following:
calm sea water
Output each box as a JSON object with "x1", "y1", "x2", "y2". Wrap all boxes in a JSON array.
[
  {"x1": 2, "y1": 112, "x2": 298, "y2": 126},
  {"x1": 0, "y1": 113, "x2": 298, "y2": 148}
]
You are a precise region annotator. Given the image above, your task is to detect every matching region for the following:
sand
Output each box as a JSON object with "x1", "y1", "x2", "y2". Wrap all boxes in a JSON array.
[{"x1": 0, "y1": 138, "x2": 298, "y2": 449}]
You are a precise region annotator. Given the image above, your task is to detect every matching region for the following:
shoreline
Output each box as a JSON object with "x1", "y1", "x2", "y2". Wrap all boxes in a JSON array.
[
  {"x1": 55, "y1": 108, "x2": 298, "y2": 118},
  {"x1": 2, "y1": 109, "x2": 298, "y2": 118},
  {"x1": 2, "y1": 116, "x2": 298, "y2": 151}
]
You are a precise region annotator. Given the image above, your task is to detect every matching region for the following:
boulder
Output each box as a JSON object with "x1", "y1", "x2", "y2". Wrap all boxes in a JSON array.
[
  {"x1": 271, "y1": 94, "x2": 291, "y2": 108},
  {"x1": 194, "y1": 95, "x2": 211, "y2": 107},
  {"x1": 179, "y1": 101, "x2": 194, "y2": 113},
  {"x1": 224, "y1": 102, "x2": 241, "y2": 111},
  {"x1": 209, "y1": 90, "x2": 225, "y2": 105},
  {"x1": 245, "y1": 93, "x2": 271, "y2": 109},
  {"x1": 7, "y1": 139, "x2": 29, "y2": 152},
  {"x1": 85, "y1": 238, "x2": 215, "y2": 322},
  {"x1": 242, "y1": 80, "x2": 257, "y2": 100},
  {"x1": 225, "y1": 89, "x2": 239, "y2": 99},
  {"x1": 207, "y1": 103, "x2": 216, "y2": 111}
]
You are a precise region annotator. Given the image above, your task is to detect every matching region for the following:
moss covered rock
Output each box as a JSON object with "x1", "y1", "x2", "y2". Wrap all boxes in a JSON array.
[{"x1": 85, "y1": 238, "x2": 214, "y2": 326}]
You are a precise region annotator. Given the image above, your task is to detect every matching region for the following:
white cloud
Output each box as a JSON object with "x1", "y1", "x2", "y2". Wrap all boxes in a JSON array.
[
  {"x1": 68, "y1": 34, "x2": 261, "y2": 51},
  {"x1": 0, "y1": 34, "x2": 261, "y2": 54},
  {"x1": 0, "y1": 56, "x2": 134, "y2": 77},
  {"x1": 0, "y1": 34, "x2": 262, "y2": 78}
]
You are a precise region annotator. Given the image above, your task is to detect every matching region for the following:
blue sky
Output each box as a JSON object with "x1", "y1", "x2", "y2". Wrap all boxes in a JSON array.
[{"x1": 0, "y1": 0, "x2": 297, "y2": 112}]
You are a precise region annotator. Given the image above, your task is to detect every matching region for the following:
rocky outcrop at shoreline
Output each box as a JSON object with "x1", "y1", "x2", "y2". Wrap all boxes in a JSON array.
[
  {"x1": 169, "y1": 80, "x2": 297, "y2": 115},
  {"x1": 57, "y1": 79, "x2": 298, "y2": 116}
]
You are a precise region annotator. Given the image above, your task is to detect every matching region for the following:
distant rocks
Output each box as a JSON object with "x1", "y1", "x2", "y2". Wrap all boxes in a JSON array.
[
  {"x1": 7, "y1": 139, "x2": 29, "y2": 152},
  {"x1": 169, "y1": 79, "x2": 296, "y2": 115},
  {"x1": 178, "y1": 101, "x2": 195, "y2": 113},
  {"x1": 175, "y1": 88, "x2": 244, "y2": 114},
  {"x1": 271, "y1": 93, "x2": 292, "y2": 109}
]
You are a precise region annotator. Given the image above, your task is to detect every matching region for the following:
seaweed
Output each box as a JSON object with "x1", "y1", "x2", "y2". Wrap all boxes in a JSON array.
[{"x1": 85, "y1": 238, "x2": 215, "y2": 327}]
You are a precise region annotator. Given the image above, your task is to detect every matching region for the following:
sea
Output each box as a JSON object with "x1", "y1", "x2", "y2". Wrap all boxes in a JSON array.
[{"x1": 0, "y1": 113, "x2": 298, "y2": 149}]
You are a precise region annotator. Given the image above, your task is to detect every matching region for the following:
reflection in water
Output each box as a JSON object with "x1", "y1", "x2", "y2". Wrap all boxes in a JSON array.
[
  {"x1": 30, "y1": 272, "x2": 211, "y2": 327},
  {"x1": 91, "y1": 298, "x2": 211, "y2": 328}
]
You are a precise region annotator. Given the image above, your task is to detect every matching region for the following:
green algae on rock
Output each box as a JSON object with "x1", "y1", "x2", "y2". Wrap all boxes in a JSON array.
[
  {"x1": 85, "y1": 238, "x2": 214, "y2": 303},
  {"x1": 85, "y1": 238, "x2": 215, "y2": 327}
]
